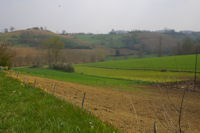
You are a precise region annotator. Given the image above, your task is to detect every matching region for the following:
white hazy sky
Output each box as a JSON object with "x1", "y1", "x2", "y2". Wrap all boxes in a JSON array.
[{"x1": 0, "y1": 0, "x2": 200, "y2": 33}]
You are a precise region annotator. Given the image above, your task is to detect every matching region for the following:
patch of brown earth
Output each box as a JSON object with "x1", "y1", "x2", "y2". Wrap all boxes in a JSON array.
[{"x1": 8, "y1": 73, "x2": 200, "y2": 133}]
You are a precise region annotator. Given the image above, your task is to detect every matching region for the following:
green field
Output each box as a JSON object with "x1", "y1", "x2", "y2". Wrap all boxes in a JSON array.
[
  {"x1": 13, "y1": 68, "x2": 149, "y2": 90},
  {"x1": 0, "y1": 72, "x2": 119, "y2": 133},
  {"x1": 83, "y1": 54, "x2": 200, "y2": 72},
  {"x1": 75, "y1": 66, "x2": 194, "y2": 82},
  {"x1": 13, "y1": 54, "x2": 199, "y2": 91},
  {"x1": 106, "y1": 54, "x2": 156, "y2": 61}
]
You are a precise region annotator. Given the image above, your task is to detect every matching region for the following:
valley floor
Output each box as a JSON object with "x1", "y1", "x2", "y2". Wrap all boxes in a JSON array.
[{"x1": 8, "y1": 72, "x2": 200, "y2": 133}]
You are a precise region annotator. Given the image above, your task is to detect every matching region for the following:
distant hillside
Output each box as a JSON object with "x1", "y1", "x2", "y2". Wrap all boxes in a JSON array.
[
  {"x1": 72, "y1": 31, "x2": 200, "y2": 55},
  {"x1": 1, "y1": 29, "x2": 200, "y2": 57},
  {"x1": 0, "y1": 29, "x2": 92, "y2": 49},
  {"x1": 147, "y1": 29, "x2": 200, "y2": 41}
]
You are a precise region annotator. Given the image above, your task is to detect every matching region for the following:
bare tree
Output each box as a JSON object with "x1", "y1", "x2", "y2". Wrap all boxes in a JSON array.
[
  {"x1": 42, "y1": 37, "x2": 64, "y2": 67},
  {"x1": 0, "y1": 40, "x2": 15, "y2": 68},
  {"x1": 158, "y1": 36, "x2": 162, "y2": 57},
  {"x1": 138, "y1": 43, "x2": 145, "y2": 58},
  {"x1": 194, "y1": 48, "x2": 198, "y2": 89},
  {"x1": 182, "y1": 38, "x2": 193, "y2": 55}
]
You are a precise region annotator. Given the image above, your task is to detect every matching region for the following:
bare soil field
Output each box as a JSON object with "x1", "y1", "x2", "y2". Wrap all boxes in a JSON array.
[{"x1": 8, "y1": 73, "x2": 200, "y2": 133}]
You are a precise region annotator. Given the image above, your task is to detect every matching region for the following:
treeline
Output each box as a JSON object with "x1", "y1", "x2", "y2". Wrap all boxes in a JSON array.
[
  {"x1": 1, "y1": 36, "x2": 107, "y2": 69},
  {"x1": 0, "y1": 41, "x2": 15, "y2": 69},
  {"x1": 11, "y1": 47, "x2": 109, "y2": 68},
  {"x1": 73, "y1": 31, "x2": 200, "y2": 57},
  {"x1": 13, "y1": 55, "x2": 46, "y2": 67},
  {"x1": 72, "y1": 32, "x2": 140, "y2": 50},
  {"x1": 172, "y1": 38, "x2": 200, "y2": 55}
]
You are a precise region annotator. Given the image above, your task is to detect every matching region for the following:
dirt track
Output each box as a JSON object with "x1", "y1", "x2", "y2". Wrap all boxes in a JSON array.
[{"x1": 8, "y1": 73, "x2": 200, "y2": 133}]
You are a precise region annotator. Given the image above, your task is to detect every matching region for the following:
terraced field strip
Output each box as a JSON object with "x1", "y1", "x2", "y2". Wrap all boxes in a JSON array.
[
  {"x1": 14, "y1": 68, "x2": 150, "y2": 90},
  {"x1": 75, "y1": 66, "x2": 195, "y2": 82},
  {"x1": 82, "y1": 54, "x2": 200, "y2": 72},
  {"x1": 8, "y1": 72, "x2": 200, "y2": 133}
]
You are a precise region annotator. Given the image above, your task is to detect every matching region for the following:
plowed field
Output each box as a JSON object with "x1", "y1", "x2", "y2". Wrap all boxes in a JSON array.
[{"x1": 8, "y1": 72, "x2": 200, "y2": 133}]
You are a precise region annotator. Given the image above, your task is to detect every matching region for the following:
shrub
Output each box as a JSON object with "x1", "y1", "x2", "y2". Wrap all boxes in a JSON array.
[
  {"x1": 0, "y1": 41, "x2": 15, "y2": 69},
  {"x1": 31, "y1": 64, "x2": 42, "y2": 68},
  {"x1": 161, "y1": 69, "x2": 167, "y2": 72},
  {"x1": 51, "y1": 63, "x2": 74, "y2": 72}
]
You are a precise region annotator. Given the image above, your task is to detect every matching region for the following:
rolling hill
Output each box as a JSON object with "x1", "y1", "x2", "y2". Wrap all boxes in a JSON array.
[
  {"x1": 1, "y1": 29, "x2": 199, "y2": 57},
  {"x1": 0, "y1": 29, "x2": 92, "y2": 49},
  {"x1": 1, "y1": 29, "x2": 200, "y2": 66},
  {"x1": 72, "y1": 31, "x2": 178, "y2": 54},
  {"x1": 72, "y1": 31, "x2": 200, "y2": 56}
]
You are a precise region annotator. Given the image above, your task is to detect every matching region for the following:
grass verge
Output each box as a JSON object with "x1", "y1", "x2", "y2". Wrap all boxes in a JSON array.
[{"x1": 0, "y1": 72, "x2": 119, "y2": 133}]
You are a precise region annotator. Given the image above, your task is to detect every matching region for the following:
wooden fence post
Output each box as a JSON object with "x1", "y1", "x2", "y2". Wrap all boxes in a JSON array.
[
  {"x1": 81, "y1": 92, "x2": 86, "y2": 109},
  {"x1": 17, "y1": 72, "x2": 19, "y2": 78},
  {"x1": 194, "y1": 49, "x2": 198, "y2": 90},
  {"x1": 154, "y1": 121, "x2": 157, "y2": 133},
  {"x1": 34, "y1": 79, "x2": 37, "y2": 87},
  {"x1": 52, "y1": 83, "x2": 56, "y2": 94}
]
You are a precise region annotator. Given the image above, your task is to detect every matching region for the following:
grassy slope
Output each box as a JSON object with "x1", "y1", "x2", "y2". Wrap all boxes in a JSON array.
[
  {"x1": 0, "y1": 72, "x2": 119, "y2": 133},
  {"x1": 73, "y1": 34, "x2": 125, "y2": 48},
  {"x1": 75, "y1": 66, "x2": 194, "y2": 82},
  {"x1": 0, "y1": 30, "x2": 91, "y2": 49},
  {"x1": 83, "y1": 54, "x2": 200, "y2": 72},
  {"x1": 13, "y1": 68, "x2": 149, "y2": 90}
]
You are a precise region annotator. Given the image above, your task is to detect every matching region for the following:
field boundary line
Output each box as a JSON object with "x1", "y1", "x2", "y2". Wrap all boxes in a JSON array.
[{"x1": 81, "y1": 65, "x2": 200, "y2": 73}]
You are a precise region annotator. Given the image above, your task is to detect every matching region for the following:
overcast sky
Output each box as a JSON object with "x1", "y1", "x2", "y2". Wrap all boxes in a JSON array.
[{"x1": 0, "y1": 0, "x2": 200, "y2": 33}]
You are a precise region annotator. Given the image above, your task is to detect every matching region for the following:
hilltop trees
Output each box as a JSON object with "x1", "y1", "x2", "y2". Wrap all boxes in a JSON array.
[
  {"x1": 121, "y1": 32, "x2": 139, "y2": 49},
  {"x1": 2, "y1": 27, "x2": 15, "y2": 33},
  {"x1": 62, "y1": 30, "x2": 66, "y2": 35},
  {"x1": 4, "y1": 28, "x2": 8, "y2": 33},
  {"x1": 10, "y1": 26, "x2": 15, "y2": 32}
]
